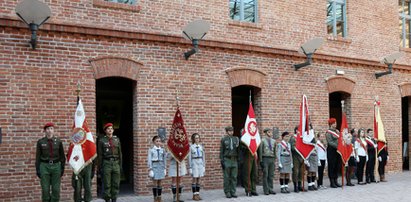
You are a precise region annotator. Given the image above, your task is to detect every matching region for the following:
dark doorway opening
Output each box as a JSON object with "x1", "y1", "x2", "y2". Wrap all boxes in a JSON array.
[
  {"x1": 96, "y1": 77, "x2": 135, "y2": 196},
  {"x1": 402, "y1": 97, "x2": 409, "y2": 170},
  {"x1": 231, "y1": 85, "x2": 258, "y2": 187},
  {"x1": 329, "y1": 92, "x2": 350, "y2": 129}
]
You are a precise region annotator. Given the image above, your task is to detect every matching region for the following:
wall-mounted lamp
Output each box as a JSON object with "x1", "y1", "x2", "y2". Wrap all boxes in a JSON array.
[
  {"x1": 182, "y1": 19, "x2": 210, "y2": 60},
  {"x1": 15, "y1": 0, "x2": 52, "y2": 50},
  {"x1": 375, "y1": 52, "x2": 404, "y2": 79},
  {"x1": 294, "y1": 37, "x2": 324, "y2": 70}
]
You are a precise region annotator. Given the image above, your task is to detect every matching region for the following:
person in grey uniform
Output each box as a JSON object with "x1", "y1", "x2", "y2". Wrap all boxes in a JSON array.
[
  {"x1": 258, "y1": 128, "x2": 277, "y2": 195},
  {"x1": 148, "y1": 135, "x2": 167, "y2": 202},
  {"x1": 307, "y1": 141, "x2": 318, "y2": 191},
  {"x1": 277, "y1": 131, "x2": 293, "y2": 193},
  {"x1": 168, "y1": 152, "x2": 187, "y2": 202},
  {"x1": 188, "y1": 133, "x2": 205, "y2": 201}
]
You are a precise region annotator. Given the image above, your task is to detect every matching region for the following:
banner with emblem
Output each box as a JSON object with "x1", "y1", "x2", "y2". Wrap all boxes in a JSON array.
[
  {"x1": 167, "y1": 107, "x2": 190, "y2": 163},
  {"x1": 337, "y1": 112, "x2": 353, "y2": 165},
  {"x1": 67, "y1": 98, "x2": 97, "y2": 175},
  {"x1": 296, "y1": 95, "x2": 315, "y2": 159},
  {"x1": 241, "y1": 102, "x2": 261, "y2": 156},
  {"x1": 374, "y1": 99, "x2": 387, "y2": 153}
]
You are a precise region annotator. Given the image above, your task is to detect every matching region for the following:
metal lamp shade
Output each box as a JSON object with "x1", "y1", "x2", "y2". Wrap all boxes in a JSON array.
[{"x1": 15, "y1": 0, "x2": 51, "y2": 26}]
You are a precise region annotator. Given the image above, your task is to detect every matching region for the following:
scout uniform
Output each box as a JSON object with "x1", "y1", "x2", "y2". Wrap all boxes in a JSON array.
[
  {"x1": 72, "y1": 163, "x2": 94, "y2": 202},
  {"x1": 277, "y1": 138, "x2": 292, "y2": 193},
  {"x1": 168, "y1": 155, "x2": 187, "y2": 202},
  {"x1": 97, "y1": 123, "x2": 122, "y2": 202},
  {"x1": 307, "y1": 147, "x2": 318, "y2": 190},
  {"x1": 219, "y1": 126, "x2": 239, "y2": 198},
  {"x1": 241, "y1": 142, "x2": 258, "y2": 197},
  {"x1": 188, "y1": 143, "x2": 205, "y2": 200},
  {"x1": 35, "y1": 122, "x2": 66, "y2": 202},
  {"x1": 258, "y1": 131, "x2": 276, "y2": 195},
  {"x1": 365, "y1": 135, "x2": 377, "y2": 183},
  {"x1": 148, "y1": 144, "x2": 167, "y2": 201},
  {"x1": 325, "y1": 118, "x2": 341, "y2": 188},
  {"x1": 289, "y1": 132, "x2": 304, "y2": 192}
]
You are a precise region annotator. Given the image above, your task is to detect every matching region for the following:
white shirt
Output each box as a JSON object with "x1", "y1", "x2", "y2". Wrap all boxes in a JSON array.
[
  {"x1": 355, "y1": 138, "x2": 367, "y2": 157},
  {"x1": 316, "y1": 141, "x2": 327, "y2": 160}
]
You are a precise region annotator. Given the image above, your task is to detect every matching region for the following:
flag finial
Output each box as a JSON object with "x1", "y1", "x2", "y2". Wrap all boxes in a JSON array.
[
  {"x1": 249, "y1": 90, "x2": 252, "y2": 103},
  {"x1": 176, "y1": 95, "x2": 180, "y2": 107},
  {"x1": 76, "y1": 81, "x2": 81, "y2": 97}
]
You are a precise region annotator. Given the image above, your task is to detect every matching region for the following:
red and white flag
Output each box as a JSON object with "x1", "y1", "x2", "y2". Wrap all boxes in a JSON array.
[
  {"x1": 296, "y1": 95, "x2": 315, "y2": 159},
  {"x1": 67, "y1": 99, "x2": 97, "y2": 175},
  {"x1": 167, "y1": 107, "x2": 190, "y2": 163},
  {"x1": 337, "y1": 112, "x2": 353, "y2": 165},
  {"x1": 241, "y1": 102, "x2": 261, "y2": 156},
  {"x1": 374, "y1": 100, "x2": 387, "y2": 153}
]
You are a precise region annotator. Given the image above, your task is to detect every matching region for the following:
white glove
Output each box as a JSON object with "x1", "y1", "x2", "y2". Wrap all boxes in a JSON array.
[
  {"x1": 356, "y1": 156, "x2": 360, "y2": 162},
  {"x1": 325, "y1": 161, "x2": 328, "y2": 167},
  {"x1": 164, "y1": 170, "x2": 167, "y2": 176},
  {"x1": 318, "y1": 161, "x2": 322, "y2": 166},
  {"x1": 278, "y1": 163, "x2": 283, "y2": 168},
  {"x1": 304, "y1": 160, "x2": 310, "y2": 167},
  {"x1": 387, "y1": 156, "x2": 389, "y2": 161},
  {"x1": 291, "y1": 164, "x2": 294, "y2": 169},
  {"x1": 378, "y1": 156, "x2": 382, "y2": 162},
  {"x1": 189, "y1": 168, "x2": 193, "y2": 175},
  {"x1": 149, "y1": 170, "x2": 154, "y2": 178},
  {"x1": 202, "y1": 166, "x2": 205, "y2": 174},
  {"x1": 366, "y1": 156, "x2": 369, "y2": 162}
]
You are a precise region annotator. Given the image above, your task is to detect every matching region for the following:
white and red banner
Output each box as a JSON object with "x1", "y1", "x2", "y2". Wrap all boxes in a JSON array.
[
  {"x1": 241, "y1": 102, "x2": 261, "y2": 156},
  {"x1": 296, "y1": 95, "x2": 315, "y2": 159},
  {"x1": 67, "y1": 99, "x2": 97, "y2": 175},
  {"x1": 374, "y1": 100, "x2": 387, "y2": 153},
  {"x1": 167, "y1": 107, "x2": 190, "y2": 163},
  {"x1": 337, "y1": 112, "x2": 353, "y2": 165}
]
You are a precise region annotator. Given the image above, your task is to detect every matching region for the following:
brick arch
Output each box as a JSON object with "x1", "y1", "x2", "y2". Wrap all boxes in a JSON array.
[
  {"x1": 225, "y1": 67, "x2": 267, "y2": 88},
  {"x1": 326, "y1": 75, "x2": 356, "y2": 94},
  {"x1": 89, "y1": 56, "x2": 143, "y2": 81},
  {"x1": 399, "y1": 83, "x2": 411, "y2": 97}
]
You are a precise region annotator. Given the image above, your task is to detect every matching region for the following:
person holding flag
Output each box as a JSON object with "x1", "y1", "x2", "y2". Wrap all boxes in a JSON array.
[
  {"x1": 67, "y1": 94, "x2": 97, "y2": 202},
  {"x1": 290, "y1": 127, "x2": 305, "y2": 193},
  {"x1": 337, "y1": 101, "x2": 354, "y2": 187},
  {"x1": 35, "y1": 122, "x2": 66, "y2": 202},
  {"x1": 326, "y1": 118, "x2": 341, "y2": 188},
  {"x1": 374, "y1": 98, "x2": 389, "y2": 182},
  {"x1": 240, "y1": 102, "x2": 261, "y2": 197},
  {"x1": 219, "y1": 126, "x2": 239, "y2": 199}
]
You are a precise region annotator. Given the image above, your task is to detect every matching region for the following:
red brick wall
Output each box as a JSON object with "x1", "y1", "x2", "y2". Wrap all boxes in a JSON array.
[{"x1": 0, "y1": 0, "x2": 411, "y2": 201}]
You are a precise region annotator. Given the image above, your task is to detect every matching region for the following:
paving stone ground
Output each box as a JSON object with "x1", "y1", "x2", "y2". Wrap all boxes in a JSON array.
[{"x1": 92, "y1": 172, "x2": 411, "y2": 202}]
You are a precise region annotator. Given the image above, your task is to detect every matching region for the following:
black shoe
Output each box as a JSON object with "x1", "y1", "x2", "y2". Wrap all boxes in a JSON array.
[
  {"x1": 264, "y1": 192, "x2": 269, "y2": 195},
  {"x1": 281, "y1": 188, "x2": 286, "y2": 193},
  {"x1": 251, "y1": 192, "x2": 258, "y2": 196},
  {"x1": 225, "y1": 193, "x2": 232, "y2": 198},
  {"x1": 298, "y1": 182, "x2": 303, "y2": 191},
  {"x1": 231, "y1": 193, "x2": 237, "y2": 198},
  {"x1": 334, "y1": 179, "x2": 342, "y2": 187},
  {"x1": 293, "y1": 183, "x2": 299, "y2": 193},
  {"x1": 347, "y1": 182, "x2": 355, "y2": 186},
  {"x1": 285, "y1": 187, "x2": 290, "y2": 193},
  {"x1": 269, "y1": 190, "x2": 276, "y2": 195},
  {"x1": 246, "y1": 192, "x2": 252, "y2": 197}
]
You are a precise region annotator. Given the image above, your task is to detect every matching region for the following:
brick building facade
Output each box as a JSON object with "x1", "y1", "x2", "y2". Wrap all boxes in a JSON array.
[{"x1": 1, "y1": 0, "x2": 411, "y2": 201}]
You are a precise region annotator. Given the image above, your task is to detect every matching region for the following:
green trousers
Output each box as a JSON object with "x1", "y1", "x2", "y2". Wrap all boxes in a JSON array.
[
  {"x1": 292, "y1": 154, "x2": 304, "y2": 182},
  {"x1": 72, "y1": 164, "x2": 92, "y2": 202},
  {"x1": 102, "y1": 160, "x2": 120, "y2": 200},
  {"x1": 223, "y1": 157, "x2": 237, "y2": 196},
  {"x1": 242, "y1": 156, "x2": 257, "y2": 193},
  {"x1": 39, "y1": 162, "x2": 61, "y2": 202},
  {"x1": 261, "y1": 157, "x2": 275, "y2": 194}
]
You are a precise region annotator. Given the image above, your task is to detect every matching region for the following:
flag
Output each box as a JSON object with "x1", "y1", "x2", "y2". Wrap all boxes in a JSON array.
[
  {"x1": 374, "y1": 100, "x2": 387, "y2": 153},
  {"x1": 337, "y1": 112, "x2": 353, "y2": 165},
  {"x1": 167, "y1": 107, "x2": 190, "y2": 163},
  {"x1": 296, "y1": 95, "x2": 315, "y2": 159},
  {"x1": 67, "y1": 98, "x2": 97, "y2": 175},
  {"x1": 241, "y1": 102, "x2": 261, "y2": 156}
]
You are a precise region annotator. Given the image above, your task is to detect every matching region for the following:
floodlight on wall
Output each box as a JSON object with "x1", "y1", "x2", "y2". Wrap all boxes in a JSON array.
[
  {"x1": 293, "y1": 37, "x2": 324, "y2": 70},
  {"x1": 15, "y1": 0, "x2": 52, "y2": 49},
  {"x1": 375, "y1": 52, "x2": 404, "y2": 79},
  {"x1": 182, "y1": 19, "x2": 210, "y2": 60}
]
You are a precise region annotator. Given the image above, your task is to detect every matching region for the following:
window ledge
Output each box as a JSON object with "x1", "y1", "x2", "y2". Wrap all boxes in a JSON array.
[
  {"x1": 326, "y1": 35, "x2": 352, "y2": 44},
  {"x1": 400, "y1": 47, "x2": 411, "y2": 53},
  {"x1": 93, "y1": 0, "x2": 141, "y2": 12},
  {"x1": 228, "y1": 20, "x2": 263, "y2": 30}
]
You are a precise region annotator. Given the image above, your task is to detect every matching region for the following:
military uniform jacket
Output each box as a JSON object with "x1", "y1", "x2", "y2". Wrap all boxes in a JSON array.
[
  {"x1": 289, "y1": 134, "x2": 303, "y2": 160},
  {"x1": 35, "y1": 136, "x2": 66, "y2": 172},
  {"x1": 220, "y1": 135, "x2": 239, "y2": 159},
  {"x1": 326, "y1": 129, "x2": 339, "y2": 149},
  {"x1": 98, "y1": 135, "x2": 122, "y2": 168},
  {"x1": 258, "y1": 137, "x2": 276, "y2": 158}
]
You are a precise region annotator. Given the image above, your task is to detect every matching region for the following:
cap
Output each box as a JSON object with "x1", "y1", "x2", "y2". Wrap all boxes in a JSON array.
[
  {"x1": 103, "y1": 123, "x2": 113, "y2": 130},
  {"x1": 43, "y1": 122, "x2": 54, "y2": 130},
  {"x1": 328, "y1": 118, "x2": 336, "y2": 125},
  {"x1": 225, "y1": 126, "x2": 234, "y2": 132},
  {"x1": 263, "y1": 128, "x2": 272, "y2": 133}
]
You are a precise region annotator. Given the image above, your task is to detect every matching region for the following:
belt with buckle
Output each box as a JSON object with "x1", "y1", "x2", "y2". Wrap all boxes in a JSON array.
[
  {"x1": 192, "y1": 157, "x2": 203, "y2": 159},
  {"x1": 105, "y1": 157, "x2": 118, "y2": 161},
  {"x1": 41, "y1": 160, "x2": 57, "y2": 164}
]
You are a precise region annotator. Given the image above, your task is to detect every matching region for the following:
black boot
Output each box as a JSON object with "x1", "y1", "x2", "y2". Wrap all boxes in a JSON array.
[
  {"x1": 311, "y1": 176, "x2": 318, "y2": 190},
  {"x1": 196, "y1": 184, "x2": 202, "y2": 200},
  {"x1": 330, "y1": 178, "x2": 337, "y2": 188},
  {"x1": 293, "y1": 182, "x2": 299, "y2": 193},
  {"x1": 112, "y1": 199, "x2": 117, "y2": 202},
  {"x1": 153, "y1": 187, "x2": 158, "y2": 201},
  {"x1": 334, "y1": 178, "x2": 341, "y2": 187},
  {"x1": 307, "y1": 176, "x2": 312, "y2": 190},
  {"x1": 157, "y1": 187, "x2": 162, "y2": 202}
]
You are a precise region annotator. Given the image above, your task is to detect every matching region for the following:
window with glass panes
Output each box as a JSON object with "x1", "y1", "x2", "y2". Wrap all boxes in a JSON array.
[
  {"x1": 104, "y1": 0, "x2": 136, "y2": 5},
  {"x1": 229, "y1": 0, "x2": 257, "y2": 23},
  {"x1": 327, "y1": 0, "x2": 347, "y2": 37},
  {"x1": 400, "y1": 0, "x2": 411, "y2": 48}
]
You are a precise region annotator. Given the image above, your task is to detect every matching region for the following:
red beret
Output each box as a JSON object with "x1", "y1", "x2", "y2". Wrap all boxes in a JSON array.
[
  {"x1": 44, "y1": 122, "x2": 54, "y2": 130},
  {"x1": 103, "y1": 123, "x2": 113, "y2": 130},
  {"x1": 328, "y1": 118, "x2": 336, "y2": 125}
]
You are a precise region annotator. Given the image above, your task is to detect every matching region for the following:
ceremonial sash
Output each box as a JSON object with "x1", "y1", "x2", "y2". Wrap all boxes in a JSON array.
[
  {"x1": 281, "y1": 141, "x2": 290, "y2": 153},
  {"x1": 365, "y1": 138, "x2": 376, "y2": 148},
  {"x1": 327, "y1": 130, "x2": 339, "y2": 138},
  {"x1": 317, "y1": 142, "x2": 326, "y2": 151},
  {"x1": 357, "y1": 139, "x2": 367, "y2": 152}
]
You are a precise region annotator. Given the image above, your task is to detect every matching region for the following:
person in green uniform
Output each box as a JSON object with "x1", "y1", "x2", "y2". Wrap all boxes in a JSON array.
[
  {"x1": 98, "y1": 123, "x2": 122, "y2": 202},
  {"x1": 219, "y1": 126, "x2": 239, "y2": 199},
  {"x1": 71, "y1": 162, "x2": 95, "y2": 202},
  {"x1": 241, "y1": 140, "x2": 258, "y2": 197},
  {"x1": 258, "y1": 128, "x2": 277, "y2": 195},
  {"x1": 289, "y1": 126, "x2": 305, "y2": 192},
  {"x1": 35, "y1": 122, "x2": 66, "y2": 202}
]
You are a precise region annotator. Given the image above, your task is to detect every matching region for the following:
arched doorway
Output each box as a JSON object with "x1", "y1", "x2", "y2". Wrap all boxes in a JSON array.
[
  {"x1": 96, "y1": 77, "x2": 135, "y2": 196},
  {"x1": 329, "y1": 92, "x2": 351, "y2": 129},
  {"x1": 399, "y1": 83, "x2": 411, "y2": 170}
]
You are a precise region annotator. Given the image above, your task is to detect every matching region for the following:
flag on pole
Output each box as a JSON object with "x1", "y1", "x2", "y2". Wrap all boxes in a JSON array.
[
  {"x1": 167, "y1": 107, "x2": 190, "y2": 162},
  {"x1": 241, "y1": 102, "x2": 261, "y2": 156},
  {"x1": 67, "y1": 98, "x2": 97, "y2": 175},
  {"x1": 296, "y1": 95, "x2": 315, "y2": 159},
  {"x1": 337, "y1": 112, "x2": 353, "y2": 165},
  {"x1": 374, "y1": 100, "x2": 387, "y2": 153}
]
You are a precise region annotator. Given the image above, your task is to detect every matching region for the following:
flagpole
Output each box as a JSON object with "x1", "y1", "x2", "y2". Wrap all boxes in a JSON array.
[
  {"x1": 341, "y1": 100, "x2": 345, "y2": 189},
  {"x1": 374, "y1": 96, "x2": 379, "y2": 183},
  {"x1": 176, "y1": 95, "x2": 180, "y2": 202}
]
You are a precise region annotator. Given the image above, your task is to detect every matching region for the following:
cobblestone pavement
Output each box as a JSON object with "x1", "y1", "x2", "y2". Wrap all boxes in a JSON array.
[{"x1": 92, "y1": 172, "x2": 411, "y2": 202}]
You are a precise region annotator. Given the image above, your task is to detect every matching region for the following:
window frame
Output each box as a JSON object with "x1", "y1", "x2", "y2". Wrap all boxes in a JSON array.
[
  {"x1": 229, "y1": 0, "x2": 258, "y2": 23},
  {"x1": 400, "y1": 0, "x2": 411, "y2": 48},
  {"x1": 327, "y1": 0, "x2": 347, "y2": 37}
]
